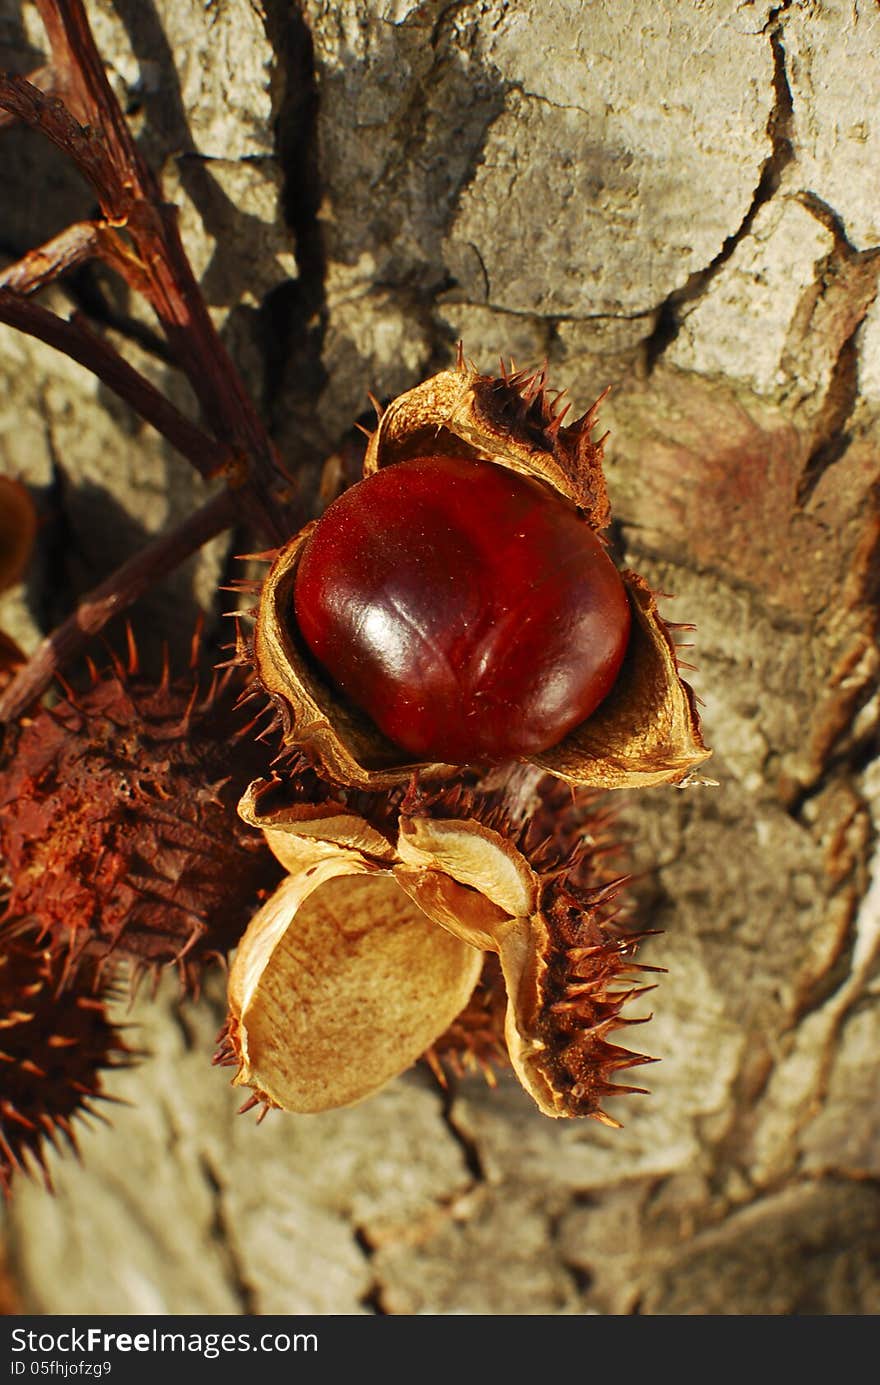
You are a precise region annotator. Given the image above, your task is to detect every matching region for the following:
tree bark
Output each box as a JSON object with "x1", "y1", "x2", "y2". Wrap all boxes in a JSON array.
[{"x1": 1, "y1": 0, "x2": 878, "y2": 1315}]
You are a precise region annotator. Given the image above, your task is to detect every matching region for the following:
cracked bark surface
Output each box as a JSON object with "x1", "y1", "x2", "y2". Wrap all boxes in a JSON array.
[{"x1": 1, "y1": 0, "x2": 879, "y2": 1316}]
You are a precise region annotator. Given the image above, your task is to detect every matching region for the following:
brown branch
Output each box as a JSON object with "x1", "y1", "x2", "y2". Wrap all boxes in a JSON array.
[
  {"x1": 0, "y1": 288, "x2": 229, "y2": 481},
  {"x1": 0, "y1": 61, "x2": 292, "y2": 540},
  {"x1": 0, "y1": 220, "x2": 150, "y2": 297},
  {"x1": 0, "y1": 73, "x2": 120, "y2": 204},
  {"x1": 34, "y1": 0, "x2": 159, "y2": 188},
  {"x1": 0, "y1": 63, "x2": 56, "y2": 130},
  {"x1": 28, "y1": 4, "x2": 294, "y2": 525},
  {"x1": 0, "y1": 222, "x2": 101, "y2": 294},
  {"x1": 0, "y1": 487, "x2": 238, "y2": 724}
]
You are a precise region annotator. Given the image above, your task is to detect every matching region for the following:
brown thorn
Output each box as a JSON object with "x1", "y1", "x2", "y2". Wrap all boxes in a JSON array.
[
  {"x1": 609, "y1": 1050, "x2": 658, "y2": 1071},
  {"x1": 590, "y1": 1108, "x2": 623, "y2": 1129},
  {"x1": 545, "y1": 402, "x2": 572, "y2": 437},
  {"x1": 233, "y1": 549, "x2": 278, "y2": 564},
  {"x1": 423, "y1": 1048, "x2": 448, "y2": 1088},
  {"x1": 158, "y1": 643, "x2": 170, "y2": 695},
  {"x1": 125, "y1": 619, "x2": 139, "y2": 675},
  {"x1": 99, "y1": 635, "x2": 127, "y2": 682},
  {"x1": 53, "y1": 670, "x2": 78, "y2": 703},
  {"x1": 189, "y1": 614, "x2": 205, "y2": 671},
  {"x1": 587, "y1": 385, "x2": 612, "y2": 418}
]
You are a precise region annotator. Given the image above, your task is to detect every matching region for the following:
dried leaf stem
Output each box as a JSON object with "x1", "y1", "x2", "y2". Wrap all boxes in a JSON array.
[
  {"x1": 0, "y1": 290, "x2": 229, "y2": 482},
  {"x1": 0, "y1": 487, "x2": 237, "y2": 724},
  {"x1": 0, "y1": 0, "x2": 309, "y2": 710},
  {"x1": 0, "y1": 222, "x2": 148, "y2": 298},
  {"x1": 0, "y1": 0, "x2": 296, "y2": 539}
]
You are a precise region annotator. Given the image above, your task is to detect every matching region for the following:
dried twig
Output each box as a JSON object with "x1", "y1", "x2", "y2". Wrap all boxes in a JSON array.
[
  {"x1": 0, "y1": 488, "x2": 238, "y2": 723},
  {"x1": 0, "y1": 289, "x2": 231, "y2": 482},
  {"x1": 0, "y1": 0, "x2": 310, "y2": 715},
  {"x1": 0, "y1": 0, "x2": 297, "y2": 537},
  {"x1": 0, "y1": 62, "x2": 56, "y2": 130},
  {"x1": 1, "y1": 223, "x2": 112, "y2": 296},
  {"x1": 0, "y1": 221, "x2": 153, "y2": 299}
]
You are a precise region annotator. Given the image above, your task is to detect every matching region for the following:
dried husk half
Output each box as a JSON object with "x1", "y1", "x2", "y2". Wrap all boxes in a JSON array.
[
  {"x1": 394, "y1": 813, "x2": 651, "y2": 1122},
  {"x1": 227, "y1": 781, "x2": 651, "y2": 1124},
  {"x1": 226, "y1": 785, "x2": 483, "y2": 1113},
  {"x1": 252, "y1": 358, "x2": 710, "y2": 790},
  {"x1": 226, "y1": 782, "x2": 651, "y2": 1124}
]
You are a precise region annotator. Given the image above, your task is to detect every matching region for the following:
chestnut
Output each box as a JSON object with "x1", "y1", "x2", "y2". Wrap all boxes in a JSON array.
[{"x1": 293, "y1": 453, "x2": 631, "y2": 762}]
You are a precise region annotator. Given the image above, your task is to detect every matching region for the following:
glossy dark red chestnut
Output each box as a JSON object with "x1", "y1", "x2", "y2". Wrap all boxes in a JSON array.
[{"x1": 292, "y1": 454, "x2": 631, "y2": 763}]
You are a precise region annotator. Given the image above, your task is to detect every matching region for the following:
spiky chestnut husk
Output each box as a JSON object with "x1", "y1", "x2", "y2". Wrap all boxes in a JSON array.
[
  {"x1": 223, "y1": 762, "x2": 654, "y2": 1124},
  {"x1": 0, "y1": 655, "x2": 283, "y2": 991},
  {"x1": 0, "y1": 926, "x2": 133, "y2": 1196},
  {"x1": 248, "y1": 355, "x2": 710, "y2": 791},
  {"x1": 394, "y1": 770, "x2": 655, "y2": 1121}
]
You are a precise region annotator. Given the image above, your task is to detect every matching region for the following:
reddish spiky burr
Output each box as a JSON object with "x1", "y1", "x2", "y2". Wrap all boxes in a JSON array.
[
  {"x1": 0, "y1": 927, "x2": 133, "y2": 1196},
  {"x1": 424, "y1": 953, "x2": 509, "y2": 1087},
  {"x1": 0, "y1": 650, "x2": 282, "y2": 991}
]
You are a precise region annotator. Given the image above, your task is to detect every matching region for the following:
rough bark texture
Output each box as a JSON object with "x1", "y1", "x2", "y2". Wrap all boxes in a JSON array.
[{"x1": 1, "y1": 0, "x2": 879, "y2": 1315}]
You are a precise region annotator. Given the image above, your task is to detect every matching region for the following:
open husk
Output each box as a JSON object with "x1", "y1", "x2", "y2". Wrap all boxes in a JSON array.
[
  {"x1": 226, "y1": 867, "x2": 483, "y2": 1114},
  {"x1": 226, "y1": 781, "x2": 483, "y2": 1113},
  {"x1": 252, "y1": 357, "x2": 710, "y2": 791},
  {"x1": 223, "y1": 776, "x2": 652, "y2": 1124},
  {"x1": 394, "y1": 811, "x2": 653, "y2": 1122}
]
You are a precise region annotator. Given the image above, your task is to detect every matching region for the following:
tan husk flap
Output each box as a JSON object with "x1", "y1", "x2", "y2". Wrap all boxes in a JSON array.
[
  {"x1": 397, "y1": 816, "x2": 538, "y2": 918},
  {"x1": 363, "y1": 363, "x2": 610, "y2": 524},
  {"x1": 391, "y1": 867, "x2": 570, "y2": 1117},
  {"x1": 535, "y1": 571, "x2": 710, "y2": 788},
  {"x1": 227, "y1": 857, "x2": 373, "y2": 1036},
  {"x1": 492, "y1": 913, "x2": 561, "y2": 1117},
  {"x1": 389, "y1": 817, "x2": 649, "y2": 1121},
  {"x1": 389, "y1": 816, "x2": 562, "y2": 1114},
  {"x1": 228, "y1": 871, "x2": 483, "y2": 1113},
  {"x1": 238, "y1": 778, "x2": 396, "y2": 868},
  {"x1": 393, "y1": 865, "x2": 512, "y2": 951}
]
